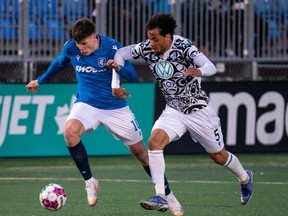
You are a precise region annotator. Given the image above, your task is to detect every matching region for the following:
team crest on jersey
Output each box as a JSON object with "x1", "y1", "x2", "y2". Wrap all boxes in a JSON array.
[
  {"x1": 155, "y1": 61, "x2": 174, "y2": 79},
  {"x1": 98, "y1": 57, "x2": 106, "y2": 67},
  {"x1": 169, "y1": 51, "x2": 177, "y2": 60},
  {"x1": 152, "y1": 54, "x2": 158, "y2": 61}
]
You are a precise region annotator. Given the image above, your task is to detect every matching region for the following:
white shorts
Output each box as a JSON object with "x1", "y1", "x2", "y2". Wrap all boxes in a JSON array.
[
  {"x1": 66, "y1": 102, "x2": 143, "y2": 145},
  {"x1": 152, "y1": 104, "x2": 224, "y2": 153}
]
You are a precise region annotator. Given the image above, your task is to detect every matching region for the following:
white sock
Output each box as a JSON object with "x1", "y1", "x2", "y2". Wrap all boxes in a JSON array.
[
  {"x1": 224, "y1": 152, "x2": 249, "y2": 184},
  {"x1": 148, "y1": 150, "x2": 165, "y2": 195}
]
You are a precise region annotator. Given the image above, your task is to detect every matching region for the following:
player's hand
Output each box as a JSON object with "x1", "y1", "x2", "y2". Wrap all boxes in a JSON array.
[
  {"x1": 106, "y1": 59, "x2": 121, "y2": 71},
  {"x1": 183, "y1": 67, "x2": 202, "y2": 77},
  {"x1": 26, "y1": 80, "x2": 39, "y2": 94},
  {"x1": 112, "y1": 88, "x2": 131, "y2": 99}
]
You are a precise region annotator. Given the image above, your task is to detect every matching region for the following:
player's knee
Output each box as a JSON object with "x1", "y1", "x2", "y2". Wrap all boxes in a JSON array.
[
  {"x1": 63, "y1": 127, "x2": 78, "y2": 147},
  {"x1": 148, "y1": 138, "x2": 159, "y2": 150},
  {"x1": 148, "y1": 129, "x2": 169, "y2": 150}
]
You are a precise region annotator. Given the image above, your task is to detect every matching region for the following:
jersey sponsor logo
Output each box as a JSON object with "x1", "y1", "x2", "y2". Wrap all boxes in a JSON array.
[
  {"x1": 75, "y1": 65, "x2": 106, "y2": 73},
  {"x1": 76, "y1": 55, "x2": 81, "y2": 61},
  {"x1": 98, "y1": 57, "x2": 106, "y2": 67},
  {"x1": 112, "y1": 45, "x2": 118, "y2": 50},
  {"x1": 155, "y1": 61, "x2": 174, "y2": 79}
]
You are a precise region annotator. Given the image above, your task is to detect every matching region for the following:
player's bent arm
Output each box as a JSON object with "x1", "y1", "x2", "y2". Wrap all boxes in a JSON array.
[
  {"x1": 111, "y1": 45, "x2": 138, "y2": 88},
  {"x1": 114, "y1": 45, "x2": 134, "y2": 62},
  {"x1": 112, "y1": 69, "x2": 121, "y2": 88},
  {"x1": 110, "y1": 60, "x2": 137, "y2": 87},
  {"x1": 111, "y1": 70, "x2": 132, "y2": 99},
  {"x1": 194, "y1": 54, "x2": 217, "y2": 77},
  {"x1": 116, "y1": 61, "x2": 138, "y2": 82},
  {"x1": 113, "y1": 46, "x2": 137, "y2": 82}
]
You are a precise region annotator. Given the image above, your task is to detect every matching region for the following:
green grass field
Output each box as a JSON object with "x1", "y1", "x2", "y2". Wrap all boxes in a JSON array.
[{"x1": 1, "y1": 153, "x2": 288, "y2": 216}]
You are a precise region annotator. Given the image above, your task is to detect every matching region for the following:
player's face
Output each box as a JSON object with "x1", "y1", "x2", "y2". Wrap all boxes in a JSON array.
[
  {"x1": 147, "y1": 28, "x2": 172, "y2": 55},
  {"x1": 75, "y1": 34, "x2": 98, "y2": 56}
]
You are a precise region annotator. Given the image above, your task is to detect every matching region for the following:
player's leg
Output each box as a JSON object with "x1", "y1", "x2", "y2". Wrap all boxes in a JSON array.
[
  {"x1": 65, "y1": 119, "x2": 90, "y2": 180},
  {"x1": 104, "y1": 106, "x2": 183, "y2": 214},
  {"x1": 140, "y1": 106, "x2": 185, "y2": 216},
  {"x1": 208, "y1": 148, "x2": 253, "y2": 205},
  {"x1": 126, "y1": 140, "x2": 171, "y2": 195},
  {"x1": 127, "y1": 140, "x2": 169, "y2": 212},
  {"x1": 147, "y1": 129, "x2": 169, "y2": 196},
  {"x1": 186, "y1": 104, "x2": 253, "y2": 205},
  {"x1": 65, "y1": 102, "x2": 101, "y2": 207}
]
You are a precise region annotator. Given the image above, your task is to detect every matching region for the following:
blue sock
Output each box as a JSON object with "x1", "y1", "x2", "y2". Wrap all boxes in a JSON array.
[
  {"x1": 68, "y1": 140, "x2": 92, "y2": 180},
  {"x1": 143, "y1": 165, "x2": 171, "y2": 196}
]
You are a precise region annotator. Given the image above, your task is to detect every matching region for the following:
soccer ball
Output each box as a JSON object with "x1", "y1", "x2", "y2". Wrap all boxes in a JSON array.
[{"x1": 39, "y1": 183, "x2": 67, "y2": 211}]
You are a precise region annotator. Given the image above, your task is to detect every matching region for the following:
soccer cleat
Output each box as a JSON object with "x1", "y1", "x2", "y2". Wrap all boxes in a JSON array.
[
  {"x1": 85, "y1": 178, "x2": 100, "y2": 207},
  {"x1": 240, "y1": 170, "x2": 253, "y2": 205},
  {"x1": 140, "y1": 195, "x2": 169, "y2": 212},
  {"x1": 167, "y1": 192, "x2": 184, "y2": 216}
]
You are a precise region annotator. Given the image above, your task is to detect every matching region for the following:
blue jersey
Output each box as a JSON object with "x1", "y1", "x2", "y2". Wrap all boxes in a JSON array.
[{"x1": 38, "y1": 34, "x2": 136, "y2": 110}]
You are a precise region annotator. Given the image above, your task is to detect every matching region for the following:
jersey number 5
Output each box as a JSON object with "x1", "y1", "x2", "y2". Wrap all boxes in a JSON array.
[{"x1": 214, "y1": 129, "x2": 220, "y2": 142}]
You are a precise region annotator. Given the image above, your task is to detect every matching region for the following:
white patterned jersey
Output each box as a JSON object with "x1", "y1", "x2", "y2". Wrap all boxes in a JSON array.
[{"x1": 115, "y1": 35, "x2": 216, "y2": 114}]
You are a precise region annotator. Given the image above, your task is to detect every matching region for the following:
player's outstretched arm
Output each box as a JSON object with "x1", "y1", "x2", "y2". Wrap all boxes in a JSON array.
[{"x1": 26, "y1": 80, "x2": 39, "y2": 94}]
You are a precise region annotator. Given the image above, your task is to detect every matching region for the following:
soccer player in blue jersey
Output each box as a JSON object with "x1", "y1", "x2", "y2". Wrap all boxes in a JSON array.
[
  {"x1": 108, "y1": 13, "x2": 253, "y2": 216},
  {"x1": 25, "y1": 18, "x2": 181, "y2": 211}
]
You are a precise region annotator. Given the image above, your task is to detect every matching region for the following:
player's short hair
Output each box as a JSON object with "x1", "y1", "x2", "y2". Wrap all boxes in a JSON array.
[
  {"x1": 146, "y1": 13, "x2": 177, "y2": 36},
  {"x1": 72, "y1": 18, "x2": 96, "y2": 43}
]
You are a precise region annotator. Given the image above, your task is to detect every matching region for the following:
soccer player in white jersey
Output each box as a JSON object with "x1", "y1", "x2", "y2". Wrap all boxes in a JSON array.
[
  {"x1": 25, "y1": 18, "x2": 181, "y2": 212},
  {"x1": 107, "y1": 13, "x2": 253, "y2": 216}
]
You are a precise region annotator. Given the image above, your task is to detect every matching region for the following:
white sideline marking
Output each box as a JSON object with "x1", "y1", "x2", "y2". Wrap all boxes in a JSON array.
[{"x1": 0, "y1": 177, "x2": 287, "y2": 185}]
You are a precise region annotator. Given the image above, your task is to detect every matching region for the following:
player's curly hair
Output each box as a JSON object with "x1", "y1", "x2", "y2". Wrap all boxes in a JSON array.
[
  {"x1": 146, "y1": 13, "x2": 177, "y2": 36},
  {"x1": 72, "y1": 18, "x2": 95, "y2": 43}
]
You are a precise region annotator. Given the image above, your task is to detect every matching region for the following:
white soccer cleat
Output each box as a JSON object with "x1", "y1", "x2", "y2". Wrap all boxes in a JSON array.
[
  {"x1": 85, "y1": 178, "x2": 100, "y2": 207},
  {"x1": 166, "y1": 192, "x2": 184, "y2": 216}
]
